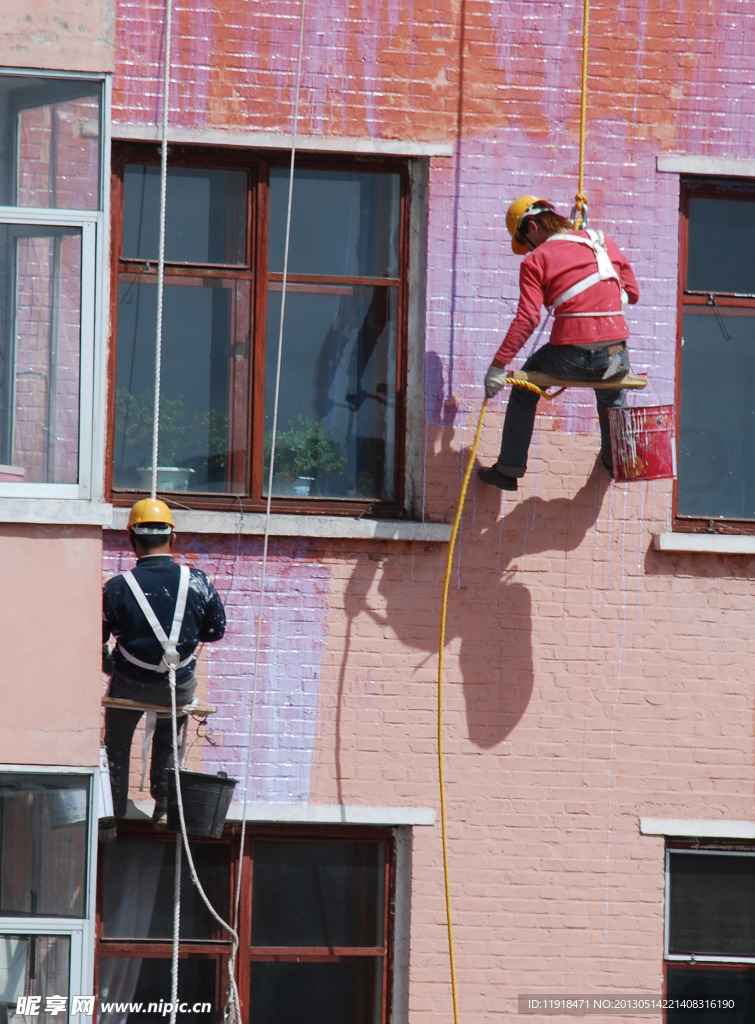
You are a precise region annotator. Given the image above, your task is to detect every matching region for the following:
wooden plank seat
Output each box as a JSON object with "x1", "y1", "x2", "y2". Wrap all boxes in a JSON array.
[
  {"x1": 507, "y1": 369, "x2": 647, "y2": 391},
  {"x1": 102, "y1": 696, "x2": 217, "y2": 715}
]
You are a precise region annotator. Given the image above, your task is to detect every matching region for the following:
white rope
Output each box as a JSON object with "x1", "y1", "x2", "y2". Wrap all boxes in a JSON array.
[
  {"x1": 168, "y1": 668, "x2": 243, "y2": 1024},
  {"x1": 151, "y1": 0, "x2": 173, "y2": 500},
  {"x1": 228, "y1": 0, "x2": 308, "y2": 985}
]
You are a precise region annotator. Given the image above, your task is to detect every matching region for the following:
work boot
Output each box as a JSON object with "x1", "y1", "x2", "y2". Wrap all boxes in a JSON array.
[
  {"x1": 477, "y1": 464, "x2": 518, "y2": 491},
  {"x1": 152, "y1": 799, "x2": 168, "y2": 831}
]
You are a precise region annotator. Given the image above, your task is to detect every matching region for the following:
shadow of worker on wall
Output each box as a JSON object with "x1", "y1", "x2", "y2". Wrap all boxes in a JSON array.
[{"x1": 455, "y1": 455, "x2": 610, "y2": 747}]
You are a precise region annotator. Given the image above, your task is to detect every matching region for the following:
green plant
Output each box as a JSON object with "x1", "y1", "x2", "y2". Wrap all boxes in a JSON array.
[
  {"x1": 266, "y1": 416, "x2": 347, "y2": 481},
  {"x1": 115, "y1": 389, "x2": 227, "y2": 468}
]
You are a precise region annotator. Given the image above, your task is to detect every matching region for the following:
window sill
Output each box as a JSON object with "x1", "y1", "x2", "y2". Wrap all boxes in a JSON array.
[
  {"x1": 640, "y1": 817, "x2": 755, "y2": 840},
  {"x1": 0, "y1": 498, "x2": 113, "y2": 526},
  {"x1": 653, "y1": 532, "x2": 755, "y2": 555},
  {"x1": 129, "y1": 799, "x2": 436, "y2": 826},
  {"x1": 109, "y1": 507, "x2": 453, "y2": 542}
]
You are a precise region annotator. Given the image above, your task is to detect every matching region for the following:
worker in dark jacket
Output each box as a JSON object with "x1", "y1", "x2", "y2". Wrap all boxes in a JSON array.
[{"x1": 100, "y1": 498, "x2": 226, "y2": 840}]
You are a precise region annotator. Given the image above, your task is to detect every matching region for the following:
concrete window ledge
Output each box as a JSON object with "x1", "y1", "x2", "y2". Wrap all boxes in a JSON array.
[
  {"x1": 130, "y1": 800, "x2": 436, "y2": 827},
  {"x1": 653, "y1": 532, "x2": 755, "y2": 555},
  {"x1": 640, "y1": 818, "x2": 755, "y2": 840},
  {"x1": 110, "y1": 508, "x2": 453, "y2": 543}
]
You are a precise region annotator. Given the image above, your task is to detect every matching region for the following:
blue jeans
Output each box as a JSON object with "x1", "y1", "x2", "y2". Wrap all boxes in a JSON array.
[
  {"x1": 497, "y1": 342, "x2": 629, "y2": 476},
  {"x1": 104, "y1": 669, "x2": 196, "y2": 819}
]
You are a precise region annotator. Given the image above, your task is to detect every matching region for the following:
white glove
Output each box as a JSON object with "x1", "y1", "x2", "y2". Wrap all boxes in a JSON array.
[{"x1": 484, "y1": 362, "x2": 508, "y2": 398}]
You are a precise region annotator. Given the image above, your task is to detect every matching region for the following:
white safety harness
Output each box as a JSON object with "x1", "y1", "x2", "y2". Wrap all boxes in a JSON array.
[
  {"x1": 546, "y1": 229, "x2": 626, "y2": 318},
  {"x1": 119, "y1": 565, "x2": 192, "y2": 674}
]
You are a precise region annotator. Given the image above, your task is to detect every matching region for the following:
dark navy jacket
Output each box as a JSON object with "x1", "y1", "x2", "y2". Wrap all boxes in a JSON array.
[{"x1": 102, "y1": 555, "x2": 226, "y2": 683}]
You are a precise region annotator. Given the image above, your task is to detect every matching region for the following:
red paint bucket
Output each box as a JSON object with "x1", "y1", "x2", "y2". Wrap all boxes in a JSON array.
[{"x1": 608, "y1": 405, "x2": 676, "y2": 482}]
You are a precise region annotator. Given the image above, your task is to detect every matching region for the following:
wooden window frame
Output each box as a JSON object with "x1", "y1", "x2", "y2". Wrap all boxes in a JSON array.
[
  {"x1": 674, "y1": 178, "x2": 755, "y2": 534},
  {"x1": 96, "y1": 822, "x2": 396, "y2": 1024},
  {"x1": 108, "y1": 143, "x2": 410, "y2": 518}
]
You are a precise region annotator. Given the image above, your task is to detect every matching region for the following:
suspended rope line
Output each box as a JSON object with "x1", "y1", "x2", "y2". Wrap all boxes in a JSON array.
[
  {"x1": 572, "y1": 0, "x2": 590, "y2": 229},
  {"x1": 149, "y1": 5, "x2": 242, "y2": 1024},
  {"x1": 151, "y1": 0, "x2": 174, "y2": 500},
  {"x1": 437, "y1": 398, "x2": 488, "y2": 1024},
  {"x1": 228, "y1": 0, "x2": 308, "y2": 996}
]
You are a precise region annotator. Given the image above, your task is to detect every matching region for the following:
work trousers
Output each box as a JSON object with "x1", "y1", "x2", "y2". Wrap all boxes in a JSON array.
[
  {"x1": 104, "y1": 669, "x2": 196, "y2": 819},
  {"x1": 497, "y1": 341, "x2": 630, "y2": 477}
]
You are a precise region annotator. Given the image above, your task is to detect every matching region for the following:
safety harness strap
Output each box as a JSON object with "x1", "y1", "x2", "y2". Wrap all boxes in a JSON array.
[
  {"x1": 120, "y1": 565, "x2": 191, "y2": 672},
  {"x1": 546, "y1": 229, "x2": 623, "y2": 316}
]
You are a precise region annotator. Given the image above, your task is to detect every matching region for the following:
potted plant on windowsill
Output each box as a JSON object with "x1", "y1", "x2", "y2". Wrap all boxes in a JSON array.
[
  {"x1": 114, "y1": 389, "x2": 227, "y2": 492},
  {"x1": 265, "y1": 416, "x2": 347, "y2": 496}
]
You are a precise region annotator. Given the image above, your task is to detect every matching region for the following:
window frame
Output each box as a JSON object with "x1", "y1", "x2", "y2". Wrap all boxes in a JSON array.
[
  {"x1": 95, "y1": 822, "x2": 396, "y2": 1024},
  {"x1": 107, "y1": 143, "x2": 411, "y2": 518},
  {"x1": 0, "y1": 70, "x2": 108, "y2": 503},
  {"x1": 674, "y1": 178, "x2": 755, "y2": 534},
  {"x1": 664, "y1": 842, "x2": 755, "y2": 1022}
]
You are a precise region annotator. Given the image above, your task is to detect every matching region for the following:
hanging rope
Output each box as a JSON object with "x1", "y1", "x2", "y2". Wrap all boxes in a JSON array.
[
  {"x1": 227, "y1": 0, "x2": 309, "y2": 1000},
  {"x1": 437, "y1": 398, "x2": 488, "y2": 1024},
  {"x1": 572, "y1": 0, "x2": 590, "y2": 229}
]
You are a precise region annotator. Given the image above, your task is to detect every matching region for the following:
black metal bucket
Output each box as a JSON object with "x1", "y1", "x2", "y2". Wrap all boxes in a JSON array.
[{"x1": 166, "y1": 770, "x2": 237, "y2": 838}]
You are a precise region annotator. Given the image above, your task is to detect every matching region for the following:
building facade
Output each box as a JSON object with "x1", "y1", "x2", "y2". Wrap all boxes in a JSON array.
[{"x1": 1, "y1": 0, "x2": 754, "y2": 1021}]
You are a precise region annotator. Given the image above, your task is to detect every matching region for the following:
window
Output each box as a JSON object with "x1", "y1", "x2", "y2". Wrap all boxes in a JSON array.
[
  {"x1": 665, "y1": 846, "x2": 755, "y2": 1022},
  {"x1": 109, "y1": 145, "x2": 408, "y2": 516},
  {"x1": 0, "y1": 73, "x2": 104, "y2": 499},
  {"x1": 97, "y1": 825, "x2": 394, "y2": 1024},
  {"x1": 676, "y1": 182, "x2": 755, "y2": 528},
  {"x1": 0, "y1": 772, "x2": 95, "y2": 1021}
]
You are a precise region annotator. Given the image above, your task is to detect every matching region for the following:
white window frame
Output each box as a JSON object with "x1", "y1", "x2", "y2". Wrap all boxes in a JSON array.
[
  {"x1": 0, "y1": 70, "x2": 109, "y2": 506},
  {"x1": 0, "y1": 766, "x2": 99, "y2": 1018}
]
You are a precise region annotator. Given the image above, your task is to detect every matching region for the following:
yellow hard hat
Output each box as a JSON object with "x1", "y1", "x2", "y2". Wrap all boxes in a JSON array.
[
  {"x1": 127, "y1": 498, "x2": 175, "y2": 529},
  {"x1": 506, "y1": 195, "x2": 554, "y2": 254}
]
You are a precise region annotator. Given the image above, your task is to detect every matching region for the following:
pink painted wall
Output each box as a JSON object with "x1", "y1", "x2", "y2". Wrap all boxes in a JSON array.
[
  {"x1": 0, "y1": 0, "x2": 115, "y2": 72},
  {"x1": 0, "y1": 526, "x2": 103, "y2": 765}
]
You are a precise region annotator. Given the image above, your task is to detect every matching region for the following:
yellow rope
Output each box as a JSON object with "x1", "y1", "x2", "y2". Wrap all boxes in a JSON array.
[
  {"x1": 507, "y1": 376, "x2": 563, "y2": 401},
  {"x1": 437, "y1": 397, "x2": 488, "y2": 1024},
  {"x1": 574, "y1": 0, "x2": 590, "y2": 228}
]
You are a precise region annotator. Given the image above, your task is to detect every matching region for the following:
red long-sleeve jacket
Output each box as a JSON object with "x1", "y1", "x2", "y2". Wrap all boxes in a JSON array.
[{"x1": 494, "y1": 229, "x2": 640, "y2": 366}]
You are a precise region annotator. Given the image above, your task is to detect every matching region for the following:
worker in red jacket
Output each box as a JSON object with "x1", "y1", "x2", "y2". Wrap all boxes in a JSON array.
[{"x1": 478, "y1": 195, "x2": 640, "y2": 491}]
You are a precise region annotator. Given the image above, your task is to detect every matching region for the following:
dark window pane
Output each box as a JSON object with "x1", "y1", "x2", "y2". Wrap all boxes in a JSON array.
[
  {"x1": 249, "y1": 959, "x2": 382, "y2": 1024},
  {"x1": 0, "y1": 774, "x2": 88, "y2": 917},
  {"x1": 677, "y1": 310, "x2": 755, "y2": 520},
  {"x1": 99, "y1": 957, "x2": 216, "y2": 1024},
  {"x1": 269, "y1": 169, "x2": 400, "y2": 278},
  {"x1": 251, "y1": 841, "x2": 385, "y2": 948},
  {"x1": 114, "y1": 280, "x2": 242, "y2": 492},
  {"x1": 687, "y1": 198, "x2": 755, "y2": 295},
  {"x1": 102, "y1": 842, "x2": 231, "y2": 939},
  {"x1": 123, "y1": 165, "x2": 247, "y2": 265},
  {"x1": 265, "y1": 286, "x2": 398, "y2": 500},
  {"x1": 0, "y1": 935, "x2": 70, "y2": 1021},
  {"x1": 666, "y1": 967, "x2": 755, "y2": 1023},
  {"x1": 669, "y1": 853, "x2": 755, "y2": 957}
]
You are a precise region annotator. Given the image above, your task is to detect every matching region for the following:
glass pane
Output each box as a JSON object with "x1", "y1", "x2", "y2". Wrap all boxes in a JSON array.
[
  {"x1": 677, "y1": 309, "x2": 755, "y2": 520},
  {"x1": 668, "y1": 853, "x2": 755, "y2": 957},
  {"x1": 265, "y1": 286, "x2": 398, "y2": 500},
  {"x1": 114, "y1": 279, "x2": 243, "y2": 493},
  {"x1": 123, "y1": 165, "x2": 247, "y2": 265},
  {"x1": 249, "y1": 959, "x2": 382, "y2": 1024},
  {"x1": 98, "y1": 957, "x2": 216, "y2": 1024},
  {"x1": 0, "y1": 935, "x2": 70, "y2": 1022},
  {"x1": 251, "y1": 841, "x2": 385, "y2": 948},
  {"x1": 0, "y1": 226, "x2": 82, "y2": 484},
  {"x1": 102, "y1": 842, "x2": 231, "y2": 939},
  {"x1": 688, "y1": 198, "x2": 755, "y2": 295},
  {"x1": 0, "y1": 774, "x2": 88, "y2": 917},
  {"x1": 269, "y1": 169, "x2": 400, "y2": 278},
  {"x1": 0, "y1": 77, "x2": 102, "y2": 210},
  {"x1": 666, "y1": 968, "x2": 755, "y2": 1023}
]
